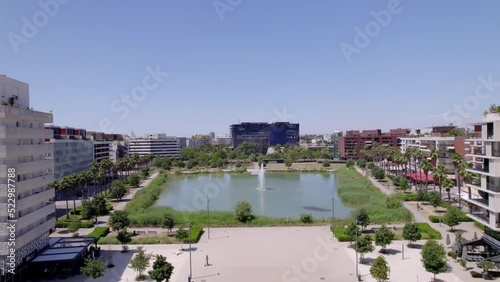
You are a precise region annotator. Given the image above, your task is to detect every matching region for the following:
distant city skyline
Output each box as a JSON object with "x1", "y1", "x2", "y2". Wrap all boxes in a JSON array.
[{"x1": 2, "y1": 1, "x2": 500, "y2": 136}]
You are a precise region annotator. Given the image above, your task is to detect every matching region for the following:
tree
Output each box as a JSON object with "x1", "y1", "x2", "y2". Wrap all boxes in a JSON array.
[
  {"x1": 175, "y1": 228, "x2": 189, "y2": 250},
  {"x1": 357, "y1": 159, "x2": 367, "y2": 169},
  {"x1": 149, "y1": 255, "x2": 174, "y2": 282},
  {"x1": 421, "y1": 240, "x2": 447, "y2": 281},
  {"x1": 235, "y1": 201, "x2": 253, "y2": 223},
  {"x1": 109, "y1": 211, "x2": 130, "y2": 232},
  {"x1": 478, "y1": 261, "x2": 496, "y2": 275},
  {"x1": 116, "y1": 230, "x2": 132, "y2": 251},
  {"x1": 428, "y1": 191, "x2": 442, "y2": 211},
  {"x1": 80, "y1": 200, "x2": 98, "y2": 222},
  {"x1": 81, "y1": 257, "x2": 106, "y2": 279},
  {"x1": 93, "y1": 194, "x2": 108, "y2": 216},
  {"x1": 129, "y1": 247, "x2": 152, "y2": 280},
  {"x1": 322, "y1": 160, "x2": 331, "y2": 168},
  {"x1": 285, "y1": 159, "x2": 293, "y2": 169},
  {"x1": 420, "y1": 159, "x2": 432, "y2": 190},
  {"x1": 375, "y1": 225, "x2": 395, "y2": 253},
  {"x1": 357, "y1": 235, "x2": 375, "y2": 264},
  {"x1": 372, "y1": 167, "x2": 385, "y2": 180},
  {"x1": 443, "y1": 206, "x2": 461, "y2": 231},
  {"x1": 162, "y1": 214, "x2": 176, "y2": 234},
  {"x1": 346, "y1": 159, "x2": 355, "y2": 168},
  {"x1": 300, "y1": 213, "x2": 313, "y2": 224},
  {"x1": 403, "y1": 223, "x2": 422, "y2": 247},
  {"x1": 433, "y1": 165, "x2": 448, "y2": 198},
  {"x1": 344, "y1": 222, "x2": 359, "y2": 245},
  {"x1": 109, "y1": 180, "x2": 126, "y2": 201},
  {"x1": 370, "y1": 256, "x2": 390, "y2": 282},
  {"x1": 442, "y1": 177, "x2": 454, "y2": 204},
  {"x1": 128, "y1": 173, "x2": 141, "y2": 187},
  {"x1": 356, "y1": 209, "x2": 370, "y2": 231}
]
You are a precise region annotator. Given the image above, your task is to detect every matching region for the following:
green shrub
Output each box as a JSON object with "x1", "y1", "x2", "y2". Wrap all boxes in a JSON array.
[
  {"x1": 125, "y1": 175, "x2": 167, "y2": 213},
  {"x1": 470, "y1": 271, "x2": 482, "y2": 278},
  {"x1": 415, "y1": 223, "x2": 442, "y2": 239},
  {"x1": 367, "y1": 162, "x2": 375, "y2": 170},
  {"x1": 386, "y1": 193, "x2": 403, "y2": 209},
  {"x1": 448, "y1": 251, "x2": 457, "y2": 260},
  {"x1": 70, "y1": 203, "x2": 113, "y2": 216},
  {"x1": 429, "y1": 212, "x2": 473, "y2": 224},
  {"x1": 55, "y1": 219, "x2": 93, "y2": 228},
  {"x1": 300, "y1": 213, "x2": 313, "y2": 224},
  {"x1": 88, "y1": 227, "x2": 110, "y2": 239},
  {"x1": 185, "y1": 226, "x2": 203, "y2": 243},
  {"x1": 474, "y1": 221, "x2": 485, "y2": 230}
]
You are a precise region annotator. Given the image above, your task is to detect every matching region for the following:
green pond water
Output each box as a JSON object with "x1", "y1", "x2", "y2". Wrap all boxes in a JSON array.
[{"x1": 155, "y1": 173, "x2": 353, "y2": 219}]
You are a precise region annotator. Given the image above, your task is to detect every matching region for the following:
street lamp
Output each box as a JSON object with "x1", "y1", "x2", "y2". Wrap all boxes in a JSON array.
[
  {"x1": 331, "y1": 197, "x2": 335, "y2": 237},
  {"x1": 207, "y1": 195, "x2": 210, "y2": 240},
  {"x1": 355, "y1": 218, "x2": 359, "y2": 281},
  {"x1": 189, "y1": 222, "x2": 192, "y2": 281}
]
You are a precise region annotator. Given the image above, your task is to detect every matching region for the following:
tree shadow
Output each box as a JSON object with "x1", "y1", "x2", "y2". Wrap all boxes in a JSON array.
[
  {"x1": 362, "y1": 258, "x2": 376, "y2": 265},
  {"x1": 381, "y1": 249, "x2": 402, "y2": 255},
  {"x1": 408, "y1": 243, "x2": 423, "y2": 250}
]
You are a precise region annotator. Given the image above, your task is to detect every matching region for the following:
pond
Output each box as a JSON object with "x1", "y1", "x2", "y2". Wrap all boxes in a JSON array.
[{"x1": 154, "y1": 172, "x2": 353, "y2": 219}]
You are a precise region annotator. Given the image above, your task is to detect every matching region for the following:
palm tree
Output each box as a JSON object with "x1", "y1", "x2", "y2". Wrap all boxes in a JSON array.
[
  {"x1": 404, "y1": 147, "x2": 415, "y2": 185},
  {"x1": 96, "y1": 168, "x2": 106, "y2": 194},
  {"x1": 459, "y1": 162, "x2": 473, "y2": 209},
  {"x1": 433, "y1": 165, "x2": 448, "y2": 198},
  {"x1": 429, "y1": 149, "x2": 439, "y2": 166},
  {"x1": 421, "y1": 159, "x2": 432, "y2": 190},
  {"x1": 79, "y1": 171, "x2": 93, "y2": 201},
  {"x1": 415, "y1": 150, "x2": 424, "y2": 189},
  {"x1": 442, "y1": 177, "x2": 454, "y2": 203},
  {"x1": 451, "y1": 153, "x2": 464, "y2": 208},
  {"x1": 52, "y1": 178, "x2": 71, "y2": 219},
  {"x1": 68, "y1": 174, "x2": 80, "y2": 214}
]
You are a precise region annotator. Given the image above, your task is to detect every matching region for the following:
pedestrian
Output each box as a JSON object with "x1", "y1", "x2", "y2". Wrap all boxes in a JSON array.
[{"x1": 205, "y1": 255, "x2": 209, "y2": 267}]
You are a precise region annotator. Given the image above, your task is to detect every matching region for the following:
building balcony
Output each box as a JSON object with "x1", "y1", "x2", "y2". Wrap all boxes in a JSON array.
[
  {"x1": 467, "y1": 211, "x2": 490, "y2": 227},
  {"x1": 463, "y1": 196, "x2": 491, "y2": 211},
  {"x1": 467, "y1": 165, "x2": 491, "y2": 176}
]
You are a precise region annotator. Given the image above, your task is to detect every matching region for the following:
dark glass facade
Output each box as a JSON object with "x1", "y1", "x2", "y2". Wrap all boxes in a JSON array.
[{"x1": 231, "y1": 122, "x2": 300, "y2": 152}]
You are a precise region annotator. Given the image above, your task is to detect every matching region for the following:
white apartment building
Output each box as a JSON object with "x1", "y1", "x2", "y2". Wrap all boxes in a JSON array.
[
  {"x1": 0, "y1": 75, "x2": 55, "y2": 275},
  {"x1": 400, "y1": 136, "x2": 457, "y2": 174},
  {"x1": 213, "y1": 134, "x2": 232, "y2": 146},
  {"x1": 127, "y1": 134, "x2": 180, "y2": 158},
  {"x1": 465, "y1": 113, "x2": 500, "y2": 231}
]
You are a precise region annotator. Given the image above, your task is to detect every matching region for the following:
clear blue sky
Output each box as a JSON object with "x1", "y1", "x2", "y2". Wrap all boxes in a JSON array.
[{"x1": 1, "y1": 0, "x2": 500, "y2": 136}]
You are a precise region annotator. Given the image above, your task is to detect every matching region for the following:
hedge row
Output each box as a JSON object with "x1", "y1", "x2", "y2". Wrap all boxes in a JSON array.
[
  {"x1": 415, "y1": 223, "x2": 442, "y2": 240},
  {"x1": 55, "y1": 220, "x2": 94, "y2": 228},
  {"x1": 88, "y1": 227, "x2": 110, "y2": 239},
  {"x1": 428, "y1": 213, "x2": 473, "y2": 224},
  {"x1": 69, "y1": 204, "x2": 113, "y2": 216},
  {"x1": 185, "y1": 226, "x2": 203, "y2": 243}
]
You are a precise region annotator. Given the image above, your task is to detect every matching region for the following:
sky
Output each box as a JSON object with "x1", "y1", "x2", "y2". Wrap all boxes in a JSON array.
[{"x1": 1, "y1": 0, "x2": 500, "y2": 137}]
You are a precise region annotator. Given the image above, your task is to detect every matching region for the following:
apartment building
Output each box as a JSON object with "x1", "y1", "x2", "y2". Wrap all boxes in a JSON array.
[
  {"x1": 338, "y1": 128, "x2": 407, "y2": 160},
  {"x1": 187, "y1": 134, "x2": 211, "y2": 148},
  {"x1": 127, "y1": 134, "x2": 180, "y2": 158},
  {"x1": 0, "y1": 76, "x2": 55, "y2": 277},
  {"x1": 464, "y1": 114, "x2": 500, "y2": 231}
]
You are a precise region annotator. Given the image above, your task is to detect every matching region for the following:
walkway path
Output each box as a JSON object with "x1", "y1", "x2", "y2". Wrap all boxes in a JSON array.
[
  {"x1": 52, "y1": 172, "x2": 160, "y2": 236},
  {"x1": 355, "y1": 167, "x2": 482, "y2": 282}
]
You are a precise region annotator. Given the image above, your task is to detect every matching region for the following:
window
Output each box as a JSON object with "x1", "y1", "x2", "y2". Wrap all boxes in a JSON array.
[{"x1": 16, "y1": 121, "x2": 20, "y2": 127}]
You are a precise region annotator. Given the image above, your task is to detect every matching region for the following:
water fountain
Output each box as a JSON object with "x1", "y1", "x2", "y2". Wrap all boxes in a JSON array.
[{"x1": 256, "y1": 163, "x2": 266, "y2": 191}]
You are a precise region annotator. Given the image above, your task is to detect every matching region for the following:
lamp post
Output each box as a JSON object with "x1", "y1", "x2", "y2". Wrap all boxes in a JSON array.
[
  {"x1": 355, "y1": 218, "x2": 359, "y2": 281},
  {"x1": 207, "y1": 195, "x2": 210, "y2": 240},
  {"x1": 331, "y1": 197, "x2": 335, "y2": 237},
  {"x1": 189, "y1": 222, "x2": 192, "y2": 281}
]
